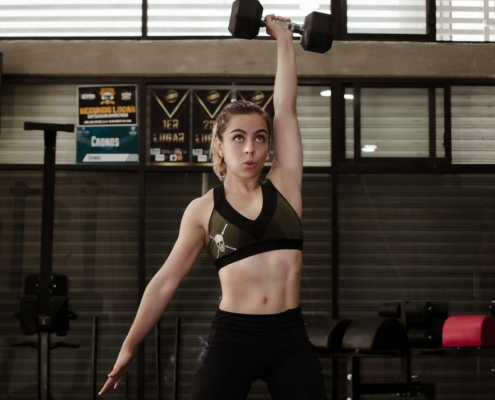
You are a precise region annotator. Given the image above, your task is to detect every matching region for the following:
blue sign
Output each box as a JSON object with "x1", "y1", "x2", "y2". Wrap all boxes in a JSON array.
[{"x1": 76, "y1": 126, "x2": 139, "y2": 163}]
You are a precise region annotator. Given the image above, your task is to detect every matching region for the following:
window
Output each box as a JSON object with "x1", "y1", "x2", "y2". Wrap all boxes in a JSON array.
[
  {"x1": 345, "y1": 86, "x2": 444, "y2": 160},
  {"x1": 0, "y1": 0, "x2": 143, "y2": 37},
  {"x1": 452, "y1": 86, "x2": 495, "y2": 164},
  {"x1": 437, "y1": 0, "x2": 495, "y2": 41},
  {"x1": 346, "y1": 0, "x2": 427, "y2": 35}
]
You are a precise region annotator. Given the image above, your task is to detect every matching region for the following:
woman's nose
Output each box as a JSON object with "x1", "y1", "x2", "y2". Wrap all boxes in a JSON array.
[{"x1": 244, "y1": 140, "x2": 254, "y2": 154}]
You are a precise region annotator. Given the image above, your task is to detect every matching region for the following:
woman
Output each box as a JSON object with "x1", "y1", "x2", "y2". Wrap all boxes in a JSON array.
[{"x1": 99, "y1": 15, "x2": 328, "y2": 400}]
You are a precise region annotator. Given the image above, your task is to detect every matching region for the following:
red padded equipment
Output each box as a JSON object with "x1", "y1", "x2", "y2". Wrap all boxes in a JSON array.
[{"x1": 442, "y1": 315, "x2": 495, "y2": 348}]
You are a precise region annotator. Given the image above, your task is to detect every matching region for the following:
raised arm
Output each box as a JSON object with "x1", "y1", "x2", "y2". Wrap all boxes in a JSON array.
[
  {"x1": 99, "y1": 197, "x2": 206, "y2": 395},
  {"x1": 265, "y1": 15, "x2": 303, "y2": 210}
]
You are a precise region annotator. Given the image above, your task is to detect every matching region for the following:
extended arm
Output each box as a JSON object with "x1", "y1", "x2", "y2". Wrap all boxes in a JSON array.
[
  {"x1": 265, "y1": 15, "x2": 303, "y2": 212},
  {"x1": 99, "y1": 198, "x2": 206, "y2": 395}
]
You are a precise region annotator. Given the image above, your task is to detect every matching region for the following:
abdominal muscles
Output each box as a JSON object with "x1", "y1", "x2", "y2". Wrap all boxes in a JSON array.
[{"x1": 217, "y1": 249, "x2": 302, "y2": 315}]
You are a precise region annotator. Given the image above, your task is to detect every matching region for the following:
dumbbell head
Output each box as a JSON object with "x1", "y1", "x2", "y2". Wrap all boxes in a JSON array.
[
  {"x1": 301, "y1": 12, "x2": 335, "y2": 54},
  {"x1": 228, "y1": 0, "x2": 335, "y2": 54},
  {"x1": 228, "y1": 0, "x2": 263, "y2": 40}
]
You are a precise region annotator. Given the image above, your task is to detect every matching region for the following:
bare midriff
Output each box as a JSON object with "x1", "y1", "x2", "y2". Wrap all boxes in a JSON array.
[{"x1": 217, "y1": 249, "x2": 302, "y2": 315}]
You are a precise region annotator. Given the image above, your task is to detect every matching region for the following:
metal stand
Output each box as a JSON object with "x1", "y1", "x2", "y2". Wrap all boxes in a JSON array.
[
  {"x1": 24, "y1": 122, "x2": 75, "y2": 400},
  {"x1": 343, "y1": 350, "x2": 435, "y2": 399}
]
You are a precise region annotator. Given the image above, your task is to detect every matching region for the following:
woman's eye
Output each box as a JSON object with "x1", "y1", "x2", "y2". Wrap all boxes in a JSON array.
[
  {"x1": 234, "y1": 135, "x2": 243, "y2": 142},
  {"x1": 255, "y1": 136, "x2": 266, "y2": 142}
]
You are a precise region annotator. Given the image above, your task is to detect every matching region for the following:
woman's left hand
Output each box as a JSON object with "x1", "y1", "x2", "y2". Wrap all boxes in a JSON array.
[{"x1": 265, "y1": 14, "x2": 293, "y2": 40}]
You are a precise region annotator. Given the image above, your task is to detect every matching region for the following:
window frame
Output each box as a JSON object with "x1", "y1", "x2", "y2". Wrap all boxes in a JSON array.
[{"x1": 333, "y1": 0, "x2": 437, "y2": 42}]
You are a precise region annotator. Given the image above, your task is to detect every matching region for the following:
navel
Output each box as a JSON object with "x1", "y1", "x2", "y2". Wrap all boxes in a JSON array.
[{"x1": 263, "y1": 297, "x2": 268, "y2": 304}]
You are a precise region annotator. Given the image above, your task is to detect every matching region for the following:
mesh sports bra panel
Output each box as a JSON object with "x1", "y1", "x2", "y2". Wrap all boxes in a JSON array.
[{"x1": 207, "y1": 179, "x2": 303, "y2": 270}]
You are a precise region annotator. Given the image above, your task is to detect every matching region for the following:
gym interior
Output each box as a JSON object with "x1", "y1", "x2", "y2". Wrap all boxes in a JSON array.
[{"x1": 0, "y1": 1, "x2": 494, "y2": 399}]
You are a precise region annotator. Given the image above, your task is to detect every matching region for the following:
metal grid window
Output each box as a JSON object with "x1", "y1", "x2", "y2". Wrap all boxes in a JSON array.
[
  {"x1": 0, "y1": 1, "x2": 494, "y2": 42},
  {"x1": 452, "y1": 86, "x2": 495, "y2": 164},
  {"x1": 346, "y1": 0, "x2": 428, "y2": 35},
  {"x1": 0, "y1": 0, "x2": 143, "y2": 37},
  {"x1": 147, "y1": 0, "x2": 332, "y2": 36},
  {"x1": 436, "y1": 0, "x2": 495, "y2": 41}
]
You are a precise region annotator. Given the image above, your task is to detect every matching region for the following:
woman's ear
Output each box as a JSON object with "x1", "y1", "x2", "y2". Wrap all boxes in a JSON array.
[{"x1": 215, "y1": 137, "x2": 224, "y2": 157}]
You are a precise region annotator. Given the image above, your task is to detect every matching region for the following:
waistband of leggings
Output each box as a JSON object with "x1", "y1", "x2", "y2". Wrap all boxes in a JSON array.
[{"x1": 214, "y1": 305, "x2": 302, "y2": 322}]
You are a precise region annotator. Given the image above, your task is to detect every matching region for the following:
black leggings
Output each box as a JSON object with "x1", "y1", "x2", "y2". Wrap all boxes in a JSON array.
[{"x1": 190, "y1": 306, "x2": 328, "y2": 400}]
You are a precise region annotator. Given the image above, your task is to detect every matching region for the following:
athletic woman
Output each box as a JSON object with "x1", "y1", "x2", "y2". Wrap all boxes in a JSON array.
[{"x1": 99, "y1": 14, "x2": 328, "y2": 400}]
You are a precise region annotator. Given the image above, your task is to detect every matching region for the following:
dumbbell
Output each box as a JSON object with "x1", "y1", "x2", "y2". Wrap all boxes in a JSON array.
[{"x1": 228, "y1": 0, "x2": 334, "y2": 54}]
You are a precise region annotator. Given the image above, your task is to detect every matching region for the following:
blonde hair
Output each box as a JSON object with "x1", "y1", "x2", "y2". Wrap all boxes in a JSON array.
[{"x1": 210, "y1": 101, "x2": 272, "y2": 182}]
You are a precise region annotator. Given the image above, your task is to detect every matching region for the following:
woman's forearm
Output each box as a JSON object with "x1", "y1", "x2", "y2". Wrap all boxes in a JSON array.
[
  {"x1": 274, "y1": 34, "x2": 297, "y2": 114},
  {"x1": 121, "y1": 274, "x2": 178, "y2": 352}
]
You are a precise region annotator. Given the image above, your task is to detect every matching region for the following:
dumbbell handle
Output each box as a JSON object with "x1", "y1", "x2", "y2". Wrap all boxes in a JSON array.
[{"x1": 260, "y1": 19, "x2": 304, "y2": 35}]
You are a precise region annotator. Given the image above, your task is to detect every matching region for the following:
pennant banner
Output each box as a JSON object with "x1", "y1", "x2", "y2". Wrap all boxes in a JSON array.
[
  {"x1": 192, "y1": 90, "x2": 232, "y2": 163},
  {"x1": 150, "y1": 89, "x2": 190, "y2": 163}
]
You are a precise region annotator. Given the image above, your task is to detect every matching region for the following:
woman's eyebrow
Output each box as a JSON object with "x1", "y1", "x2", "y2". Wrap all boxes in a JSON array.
[
  {"x1": 229, "y1": 128, "x2": 247, "y2": 134},
  {"x1": 229, "y1": 129, "x2": 268, "y2": 134}
]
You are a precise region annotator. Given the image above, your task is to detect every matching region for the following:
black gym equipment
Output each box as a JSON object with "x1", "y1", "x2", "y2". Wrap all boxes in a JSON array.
[
  {"x1": 305, "y1": 301, "x2": 447, "y2": 399},
  {"x1": 12, "y1": 122, "x2": 76, "y2": 400},
  {"x1": 228, "y1": 0, "x2": 335, "y2": 53},
  {"x1": 380, "y1": 300, "x2": 448, "y2": 348}
]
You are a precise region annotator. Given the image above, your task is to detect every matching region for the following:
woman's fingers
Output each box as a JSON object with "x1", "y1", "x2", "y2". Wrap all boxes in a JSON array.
[
  {"x1": 266, "y1": 14, "x2": 291, "y2": 23},
  {"x1": 114, "y1": 376, "x2": 123, "y2": 389},
  {"x1": 99, "y1": 373, "x2": 123, "y2": 395},
  {"x1": 99, "y1": 361, "x2": 129, "y2": 395},
  {"x1": 265, "y1": 13, "x2": 293, "y2": 39},
  {"x1": 99, "y1": 377, "x2": 116, "y2": 395}
]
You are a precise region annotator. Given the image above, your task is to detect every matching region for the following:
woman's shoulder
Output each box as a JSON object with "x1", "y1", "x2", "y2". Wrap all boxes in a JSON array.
[
  {"x1": 183, "y1": 188, "x2": 215, "y2": 226},
  {"x1": 265, "y1": 173, "x2": 302, "y2": 217}
]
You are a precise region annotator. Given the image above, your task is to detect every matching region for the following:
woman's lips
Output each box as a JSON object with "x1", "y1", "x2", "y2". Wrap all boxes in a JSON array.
[{"x1": 243, "y1": 161, "x2": 256, "y2": 168}]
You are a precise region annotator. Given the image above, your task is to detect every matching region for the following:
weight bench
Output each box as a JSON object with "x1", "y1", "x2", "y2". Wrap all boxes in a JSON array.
[
  {"x1": 418, "y1": 313, "x2": 495, "y2": 364},
  {"x1": 307, "y1": 316, "x2": 435, "y2": 399},
  {"x1": 307, "y1": 301, "x2": 495, "y2": 399}
]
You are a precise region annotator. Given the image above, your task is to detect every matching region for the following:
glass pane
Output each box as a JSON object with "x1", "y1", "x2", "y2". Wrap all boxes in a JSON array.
[
  {"x1": 339, "y1": 173, "x2": 495, "y2": 399},
  {"x1": 0, "y1": 0, "x2": 142, "y2": 37},
  {"x1": 437, "y1": 0, "x2": 495, "y2": 42},
  {"x1": 148, "y1": 0, "x2": 332, "y2": 37},
  {"x1": 0, "y1": 171, "x2": 43, "y2": 399},
  {"x1": 347, "y1": 0, "x2": 427, "y2": 35},
  {"x1": 51, "y1": 171, "x2": 140, "y2": 399},
  {"x1": 297, "y1": 86, "x2": 331, "y2": 167},
  {"x1": 452, "y1": 86, "x2": 495, "y2": 164},
  {"x1": 0, "y1": 84, "x2": 79, "y2": 164},
  {"x1": 361, "y1": 88, "x2": 429, "y2": 158},
  {"x1": 0, "y1": 171, "x2": 140, "y2": 399}
]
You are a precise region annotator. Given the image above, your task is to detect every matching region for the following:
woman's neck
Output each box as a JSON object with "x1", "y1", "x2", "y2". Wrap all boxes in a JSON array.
[{"x1": 223, "y1": 175, "x2": 261, "y2": 194}]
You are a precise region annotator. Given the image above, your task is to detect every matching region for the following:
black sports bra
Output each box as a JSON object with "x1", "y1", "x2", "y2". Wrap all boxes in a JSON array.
[{"x1": 207, "y1": 179, "x2": 303, "y2": 270}]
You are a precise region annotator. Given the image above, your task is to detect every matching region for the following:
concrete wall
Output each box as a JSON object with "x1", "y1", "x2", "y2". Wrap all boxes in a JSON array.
[{"x1": 0, "y1": 39, "x2": 494, "y2": 79}]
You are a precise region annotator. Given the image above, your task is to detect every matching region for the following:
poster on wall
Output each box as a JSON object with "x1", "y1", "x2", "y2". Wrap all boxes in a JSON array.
[
  {"x1": 150, "y1": 89, "x2": 190, "y2": 163},
  {"x1": 192, "y1": 90, "x2": 232, "y2": 163},
  {"x1": 237, "y1": 89, "x2": 275, "y2": 162},
  {"x1": 76, "y1": 126, "x2": 139, "y2": 163},
  {"x1": 76, "y1": 85, "x2": 138, "y2": 163},
  {"x1": 78, "y1": 85, "x2": 137, "y2": 126}
]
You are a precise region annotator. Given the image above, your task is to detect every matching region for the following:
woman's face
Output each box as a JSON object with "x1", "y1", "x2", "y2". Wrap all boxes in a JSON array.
[{"x1": 216, "y1": 113, "x2": 270, "y2": 180}]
